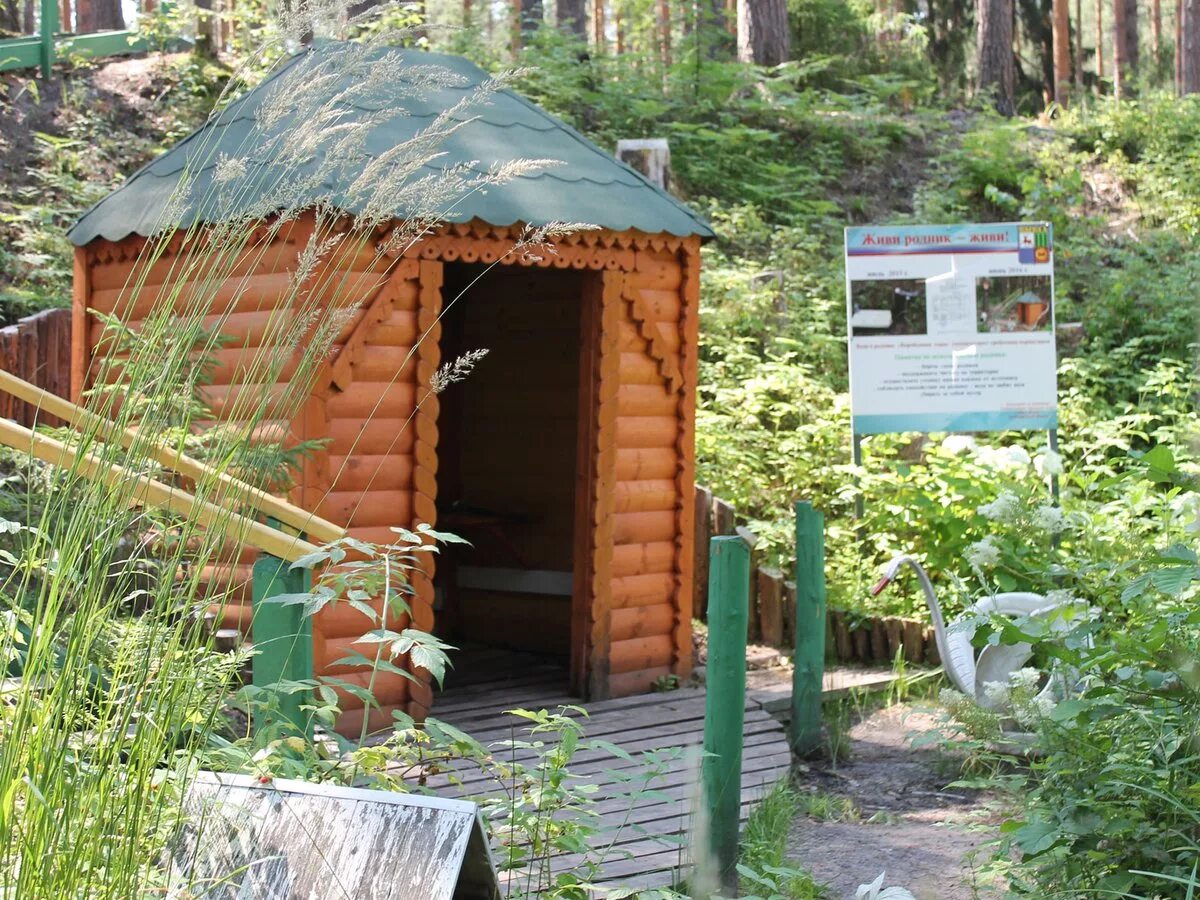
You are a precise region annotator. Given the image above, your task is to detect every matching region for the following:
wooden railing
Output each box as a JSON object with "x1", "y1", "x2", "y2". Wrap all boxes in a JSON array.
[{"x1": 0, "y1": 0, "x2": 179, "y2": 77}]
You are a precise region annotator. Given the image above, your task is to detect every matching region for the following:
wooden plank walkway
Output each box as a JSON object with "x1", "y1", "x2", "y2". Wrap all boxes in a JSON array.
[{"x1": 422, "y1": 651, "x2": 895, "y2": 894}]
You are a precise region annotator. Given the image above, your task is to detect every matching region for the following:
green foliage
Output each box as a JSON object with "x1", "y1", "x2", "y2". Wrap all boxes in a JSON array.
[
  {"x1": 987, "y1": 451, "x2": 1200, "y2": 897},
  {"x1": 736, "y1": 782, "x2": 826, "y2": 899}
]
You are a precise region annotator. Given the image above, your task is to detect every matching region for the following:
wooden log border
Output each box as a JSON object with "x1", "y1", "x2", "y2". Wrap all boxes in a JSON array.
[{"x1": 693, "y1": 483, "x2": 942, "y2": 666}]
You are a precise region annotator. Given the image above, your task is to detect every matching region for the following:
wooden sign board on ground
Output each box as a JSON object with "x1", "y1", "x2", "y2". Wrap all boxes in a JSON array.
[{"x1": 167, "y1": 771, "x2": 500, "y2": 899}]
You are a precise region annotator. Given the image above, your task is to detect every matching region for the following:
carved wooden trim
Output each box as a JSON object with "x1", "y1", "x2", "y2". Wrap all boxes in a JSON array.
[
  {"x1": 324, "y1": 259, "x2": 420, "y2": 391},
  {"x1": 621, "y1": 282, "x2": 684, "y2": 393}
]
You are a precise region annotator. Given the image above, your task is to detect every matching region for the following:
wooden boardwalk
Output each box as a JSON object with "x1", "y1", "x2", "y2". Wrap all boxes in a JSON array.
[{"x1": 424, "y1": 651, "x2": 894, "y2": 894}]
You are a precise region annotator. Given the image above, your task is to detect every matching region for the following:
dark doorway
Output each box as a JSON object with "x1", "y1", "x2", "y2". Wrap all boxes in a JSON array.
[{"x1": 433, "y1": 264, "x2": 591, "y2": 694}]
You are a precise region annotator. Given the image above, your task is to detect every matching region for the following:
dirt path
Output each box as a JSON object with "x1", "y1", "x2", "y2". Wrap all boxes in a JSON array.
[{"x1": 787, "y1": 704, "x2": 1002, "y2": 900}]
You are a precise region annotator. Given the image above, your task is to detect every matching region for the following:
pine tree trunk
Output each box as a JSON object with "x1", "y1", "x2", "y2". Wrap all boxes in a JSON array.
[
  {"x1": 513, "y1": 0, "x2": 541, "y2": 48},
  {"x1": 736, "y1": 0, "x2": 789, "y2": 65},
  {"x1": 1113, "y1": 0, "x2": 1138, "y2": 96},
  {"x1": 1184, "y1": 0, "x2": 1200, "y2": 91},
  {"x1": 1076, "y1": 0, "x2": 1084, "y2": 83},
  {"x1": 592, "y1": 0, "x2": 605, "y2": 48},
  {"x1": 658, "y1": 0, "x2": 672, "y2": 67},
  {"x1": 1053, "y1": 0, "x2": 1072, "y2": 102},
  {"x1": 1177, "y1": 0, "x2": 1185, "y2": 90},
  {"x1": 1152, "y1": 0, "x2": 1162, "y2": 59},
  {"x1": 558, "y1": 0, "x2": 586, "y2": 37},
  {"x1": 1097, "y1": 0, "x2": 1105, "y2": 78},
  {"x1": 615, "y1": 5, "x2": 625, "y2": 52},
  {"x1": 977, "y1": 0, "x2": 1016, "y2": 113}
]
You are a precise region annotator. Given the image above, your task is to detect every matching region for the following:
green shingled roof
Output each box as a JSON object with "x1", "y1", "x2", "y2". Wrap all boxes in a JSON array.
[{"x1": 68, "y1": 43, "x2": 713, "y2": 245}]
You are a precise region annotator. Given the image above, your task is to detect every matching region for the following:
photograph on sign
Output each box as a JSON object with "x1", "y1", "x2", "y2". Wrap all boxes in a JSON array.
[{"x1": 844, "y1": 223, "x2": 1057, "y2": 435}]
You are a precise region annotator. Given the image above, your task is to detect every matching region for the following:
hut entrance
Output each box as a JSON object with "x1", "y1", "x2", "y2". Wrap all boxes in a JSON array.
[{"x1": 433, "y1": 263, "x2": 594, "y2": 696}]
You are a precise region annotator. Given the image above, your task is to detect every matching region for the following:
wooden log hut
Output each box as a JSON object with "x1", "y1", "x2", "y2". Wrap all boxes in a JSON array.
[{"x1": 67, "y1": 44, "x2": 713, "y2": 732}]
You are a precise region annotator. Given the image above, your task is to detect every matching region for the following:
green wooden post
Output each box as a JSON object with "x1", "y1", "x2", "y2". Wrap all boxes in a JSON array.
[
  {"x1": 791, "y1": 501, "x2": 826, "y2": 756},
  {"x1": 38, "y1": 0, "x2": 57, "y2": 79},
  {"x1": 251, "y1": 529, "x2": 313, "y2": 736},
  {"x1": 702, "y1": 535, "x2": 749, "y2": 892}
]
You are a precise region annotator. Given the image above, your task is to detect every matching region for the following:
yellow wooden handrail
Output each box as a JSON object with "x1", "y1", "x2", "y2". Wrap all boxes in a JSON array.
[
  {"x1": 0, "y1": 370, "x2": 345, "y2": 546},
  {"x1": 0, "y1": 416, "x2": 321, "y2": 565}
]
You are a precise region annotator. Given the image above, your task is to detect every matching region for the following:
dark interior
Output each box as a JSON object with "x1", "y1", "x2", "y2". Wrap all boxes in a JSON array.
[{"x1": 433, "y1": 263, "x2": 585, "y2": 676}]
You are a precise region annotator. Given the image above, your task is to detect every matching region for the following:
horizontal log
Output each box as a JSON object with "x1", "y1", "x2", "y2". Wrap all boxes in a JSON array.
[
  {"x1": 349, "y1": 345, "x2": 418, "y2": 383},
  {"x1": 328, "y1": 454, "x2": 414, "y2": 492},
  {"x1": 199, "y1": 382, "x2": 303, "y2": 421},
  {"x1": 207, "y1": 346, "x2": 298, "y2": 385},
  {"x1": 616, "y1": 448, "x2": 677, "y2": 481},
  {"x1": 612, "y1": 572, "x2": 676, "y2": 609},
  {"x1": 319, "y1": 490, "x2": 413, "y2": 529},
  {"x1": 346, "y1": 525, "x2": 417, "y2": 546},
  {"x1": 90, "y1": 271, "x2": 297, "y2": 320},
  {"x1": 618, "y1": 352, "x2": 666, "y2": 386},
  {"x1": 611, "y1": 541, "x2": 676, "y2": 577},
  {"x1": 88, "y1": 308, "x2": 300, "y2": 353},
  {"x1": 607, "y1": 666, "x2": 673, "y2": 697},
  {"x1": 328, "y1": 418, "x2": 416, "y2": 455},
  {"x1": 611, "y1": 604, "x2": 676, "y2": 642},
  {"x1": 616, "y1": 416, "x2": 678, "y2": 449},
  {"x1": 609, "y1": 634, "x2": 675, "y2": 675},
  {"x1": 613, "y1": 510, "x2": 677, "y2": 545},
  {"x1": 318, "y1": 669, "x2": 410, "y2": 710},
  {"x1": 613, "y1": 479, "x2": 677, "y2": 513},
  {"x1": 314, "y1": 598, "x2": 382, "y2": 639},
  {"x1": 616, "y1": 383, "x2": 676, "y2": 417},
  {"x1": 327, "y1": 381, "x2": 416, "y2": 419},
  {"x1": 333, "y1": 702, "x2": 402, "y2": 738},
  {"x1": 371, "y1": 312, "x2": 421, "y2": 346}
]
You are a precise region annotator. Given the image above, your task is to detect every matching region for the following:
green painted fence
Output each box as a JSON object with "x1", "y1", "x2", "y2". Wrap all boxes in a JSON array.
[{"x1": 0, "y1": 0, "x2": 181, "y2": 78}]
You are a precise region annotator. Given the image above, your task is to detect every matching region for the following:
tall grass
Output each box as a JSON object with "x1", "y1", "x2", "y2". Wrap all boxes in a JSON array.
[{"x1": 0, "y1": 10, "x2": 565, "y2": 895}]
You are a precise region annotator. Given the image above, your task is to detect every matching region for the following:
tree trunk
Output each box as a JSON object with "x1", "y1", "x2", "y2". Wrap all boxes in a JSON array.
[
  {"x1": 1097, "y1": 0, "x2": 1105, "y2": 78},
  {"x1": 512, "y1": 0, "x2": 542, "y2": 48},
  {"x1": 76, "y1": 0, "x2": 122, "y2": 30},
  {"x1": 592, "y1": 0, "x2": 605, "y2": 48},
  {"x1": 736, "y1": 0, "x2": 789, "y2": 65},
  {"x1": 1075, "y1": 0, "x2": 1084, "y2": 83},
  {"x1": 463, "y1": 0, "x2": 473, "y2": 28},
  {"x1": 1184, "y1": 0, "x2": 1200, "y2": 91},
  {"x1": 1177, "y1": 0, "x2": 1185, "y2": 90},
  {"x1": 1053, "y1": 0, "x2": 1072, "y2": 102},
  {"x1": 658, "y1": 0, "x2": 672, "y2": 67},
  {"x1": 615, "y1": 5, "x2": 624, "y2": 52},
  {"x1": 977, "y1": 0, "x2": 1016, "y2": 113},
  {"x1": 1152, "y1": 0, "x2": 1162, "y2": 60},
  {"x1": 558, "y1": 0, "x2": 586, "y2": 37},
  {"x1": 1113, "y1": 0, "x2": 1138, "y2": 96}
]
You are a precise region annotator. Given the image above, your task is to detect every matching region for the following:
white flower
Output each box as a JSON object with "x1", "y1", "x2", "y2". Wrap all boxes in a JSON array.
[
  {"x1": 981, "y1": 680, "x2": 1010, "y2": 708},
  {"x1": 1010, "y1": 667, "x2": 1042, "y2": 691},
  {"x1": 965, "y1": 536, "x2": 1001, "y2": 568},
  {"x1": 1032, "y1": 504, "x2": 1067, "y2": 534},
  {"x1": 1035, "y1": 450, "x2": 1064, "y2": 476},
  {"x1": 939, "y1": 687, "x2": 966, "y2": 707},
  {"x1": 1034, "y1": 695, "x2": 1056, "y2": 718},
  {"x1": 978, "y1": 491, "x2": 1021, "y2": 523},
  {"x1": 942, "y1": 434, "x2": 977, "y2": 456},
  {"x1": 978, "y1": 443, "x2": 1033, "y2": 472}
]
